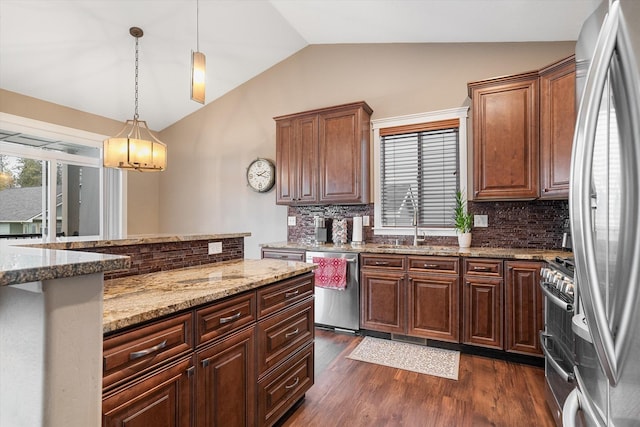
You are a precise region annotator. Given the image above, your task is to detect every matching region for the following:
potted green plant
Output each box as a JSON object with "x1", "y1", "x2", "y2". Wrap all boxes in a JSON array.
[{"x1": 454, "y1": 190, "x2": 473, "y2": 248}]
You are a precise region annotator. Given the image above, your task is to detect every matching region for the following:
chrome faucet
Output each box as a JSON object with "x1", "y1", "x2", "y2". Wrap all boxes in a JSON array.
[{"x1": 413, "y1": 211, "x2": 425, "y2": 246}]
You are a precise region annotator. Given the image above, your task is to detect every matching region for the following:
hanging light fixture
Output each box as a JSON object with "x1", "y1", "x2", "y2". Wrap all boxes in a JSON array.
[
  {"x1": 191, "y1": 0, "x2": 206, "y2": 104},
  {"x1": 103, "y1": 27, "x2": 167, "y2": 172}
]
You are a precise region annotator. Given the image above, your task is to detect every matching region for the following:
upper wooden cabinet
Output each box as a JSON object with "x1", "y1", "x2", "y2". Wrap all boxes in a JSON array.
[
  {"x1": 468, "y1": 55, "x2": 576, "y2": 201},
  {"x1": 539, "y1": 56, "x2": 576, "y2": 199},
  {"x1": 275, "y1": 101, "x2": 373, "y2": 205},
  {"x1": 469, "y1": 71, "x2": 540, "y2": 200}
]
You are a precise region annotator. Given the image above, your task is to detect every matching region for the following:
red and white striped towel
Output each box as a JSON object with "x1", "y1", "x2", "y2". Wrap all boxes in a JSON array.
[{"x1": 312, "y1": 257, "x2": 348, "y2": 290}]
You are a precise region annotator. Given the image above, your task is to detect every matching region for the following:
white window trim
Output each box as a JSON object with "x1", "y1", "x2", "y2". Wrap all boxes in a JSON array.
[
  {"x1": 371, "y1": 106, "x2": 469, "y2": 237},
  {"x1": 0, "y1": 113, "x2": 127, "y2": 243}
]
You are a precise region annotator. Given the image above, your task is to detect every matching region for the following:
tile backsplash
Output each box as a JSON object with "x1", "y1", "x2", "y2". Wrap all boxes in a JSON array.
[{"x1": 288, "y1": 200, "x2": 568, "y2": 249}]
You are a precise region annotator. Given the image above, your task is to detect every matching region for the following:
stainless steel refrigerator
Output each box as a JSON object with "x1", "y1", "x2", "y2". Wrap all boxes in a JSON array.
[{"x1": 565, "y1": 0, "x2": 640, "y2": 425}]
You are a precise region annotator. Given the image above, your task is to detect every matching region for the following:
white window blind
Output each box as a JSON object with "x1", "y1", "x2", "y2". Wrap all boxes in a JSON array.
[{"x1": 380, "y1": 121, "x2": 459, "y2": 228}]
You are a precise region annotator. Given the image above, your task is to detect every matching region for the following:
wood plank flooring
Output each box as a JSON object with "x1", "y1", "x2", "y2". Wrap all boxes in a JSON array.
[{"x1": 281, "y1": 328, "x2": 556, "y2": 427}]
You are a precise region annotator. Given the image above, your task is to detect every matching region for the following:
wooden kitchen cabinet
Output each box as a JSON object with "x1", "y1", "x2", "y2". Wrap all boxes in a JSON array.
[
  {"x1": 360, "y1": 254, "x2": 406, "y2": 333},
  {"x1": 469, "y1": 55, "x2": 575, "y2": 201},
  {"x1": 102, "y1": 357, "x2": 193, "y2": 427},
  {"x1": 195, "y1": 326, "x2": 257, "y2": 427},
  {"x1": 103, "y1": 271, "x2": 315, "y2": 427},
  {"x1": 463, "y1": 259, "x2": 504, "y2": 349},
  {"x1": 505, "y1": 260, "x2": 544, "y2": 356},
  {"x1": 407, "y1": 256, "x2": 460, "y2": 343},
  {"x1": 469, "y1": 72, "x2": 540, "y2": 200},
  {"x1": 275, "y1": 114, "x2": 318, "y2": 204},
  {"x1": 275, "y1": 101, "x2": 372, "y2": 205},
  {"x1": 539, "y1": 55, "x2": 576, "y2": 199}
]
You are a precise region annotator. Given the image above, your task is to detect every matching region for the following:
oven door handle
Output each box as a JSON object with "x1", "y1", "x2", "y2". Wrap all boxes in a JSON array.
[
  {"x1": 539, "y1": 331, "x2": 575, "y2": 383},
  {"x1": 539, "y1": 281, "x2": 573, "y2": 312}
]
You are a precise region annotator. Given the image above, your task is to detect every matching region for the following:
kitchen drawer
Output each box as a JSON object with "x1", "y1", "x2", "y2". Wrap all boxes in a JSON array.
[
  {"x1": 195, "y1": 292, "x2": 257, "y2": 347},
  {"x1": 103, "y1": 312, "x2": 193, "y2": 390},
  {"x1": 408, "y1": 256, "x2": 459, "y2": 274},
  {"x1": 258, "y1": 342, "x2": 314, "y2": 427},
  {"x1": 261, "y1": 248, "x2": 306, "y2": 262},
  {"x1": 257, "y1": 272, "x2": 314, "y2": 319},
  {"x1": 361, "y1": 254, "x2": 406, "y2": 270},
  {"x1": 464, "y1": 258, "x2": 503, "y2": 277},
  {"x1": 258, "y1": 299, "x2": 314, "y2": 376}
]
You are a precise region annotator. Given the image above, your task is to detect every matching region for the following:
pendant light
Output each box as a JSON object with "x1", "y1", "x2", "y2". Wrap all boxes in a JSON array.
[
  {"x1": 191, "y1": 0, "x2": 206, "y2": 104},
  {"x1": 103, "y1": 27, "x2": 167, "y2": 172}
]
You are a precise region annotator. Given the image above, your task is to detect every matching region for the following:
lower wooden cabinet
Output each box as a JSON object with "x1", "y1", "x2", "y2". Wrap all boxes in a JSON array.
[
  {"x1": 463, "y1": 275, "x2": 503, "y2": 349},
  {"x1": 505, "y1": 260, "x2": 544, "y2": 356},
  {"x1": 408, "y1": 272, "x2": 460, "y2": 343},
  {"x1": 103, "y1": 272, "x2": 315, "y2": 427},
  {"x1": 462, "y1": 258, "x2": 504, "y2": 350},
  {"x1": 360, "y1": 268, "x2": 406, "y2": 333},
  {"x1": 258, "y1": 342, "x2": 314, "y2": 427},
  {"x1": 102, "y1": 357, "x2": 193, "y2": 427},
  {"x1": 195, "y1": 326, "x2": 256, "y2": 427}
]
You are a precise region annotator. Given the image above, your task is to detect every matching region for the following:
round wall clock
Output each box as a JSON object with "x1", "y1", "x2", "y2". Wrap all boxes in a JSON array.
[{"x1": 246, "y1": 158, "x2": 275, "y2": 193}]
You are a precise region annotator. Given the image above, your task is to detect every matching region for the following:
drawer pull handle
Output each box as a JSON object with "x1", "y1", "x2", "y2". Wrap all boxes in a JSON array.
[
  {"x1": 285, "y1": 290, "x2": 300, "y2": 298},
  {"x1": 424, "y1": 264, "x2": 439, "y2": 268},
  {"x1": 285, "y1": 328, "x2": 300, "y2": 339},
  {"x1": 129, "y1": 340, "x2": 167, "y2": 360},
  {"x1": 472, "y1": 266, "x2": 492, "y2": 272},
  {"x1": 280, "y1": 255, "x2": 288, "y2": 259},
  {"x1": 220, "y1": 311, "x2": 242, "y2": 324},
  {"x1": 374, "y1": 261, "x2": 389, "y2": 266},
  {"x1": 285, "y1": 376, "x2": 300, "y2": 390}
]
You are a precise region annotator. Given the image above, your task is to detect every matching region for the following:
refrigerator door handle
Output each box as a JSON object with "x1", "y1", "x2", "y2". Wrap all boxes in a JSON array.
[
  {"x1": 562, "y1": 368, "x2": 607, "y2": 427},
  {"x1": 570, "y1": 1, "x2": 622, "y2": 386}
]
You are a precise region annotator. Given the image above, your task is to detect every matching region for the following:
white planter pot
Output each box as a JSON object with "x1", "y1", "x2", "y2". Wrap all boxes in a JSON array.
[{"x1": 458, "y1": 232, "x2": 472, "y2": 248}]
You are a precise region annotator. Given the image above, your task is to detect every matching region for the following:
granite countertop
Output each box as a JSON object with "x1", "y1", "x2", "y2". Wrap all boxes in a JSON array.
[
  {"x1": 0, "y1": 245, "x2": 130, "y2": 287},
  {"x1": 25, "y1": 232, "x2": 250, "y2": 250},
  {"x1": 103, "y1": 258, "x2": 315, "y2": 334},
  {"x1": 261, "y1": 241, "x2": 569, "y2": 261}
]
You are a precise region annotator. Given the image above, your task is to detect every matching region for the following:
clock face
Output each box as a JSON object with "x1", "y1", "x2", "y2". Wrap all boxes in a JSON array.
[{"x1": 247, "y1": 158, "x2": 275, "y2": 192}]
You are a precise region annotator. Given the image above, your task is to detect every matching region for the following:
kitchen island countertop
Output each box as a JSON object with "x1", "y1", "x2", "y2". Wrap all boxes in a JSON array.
[{"x1": 103, "y1": 258, "x2": 315, "y2": 334}]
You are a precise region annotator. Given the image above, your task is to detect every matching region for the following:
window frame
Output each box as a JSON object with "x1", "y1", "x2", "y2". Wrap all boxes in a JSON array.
[
  {"x1": 0, "y1": 113, "x2": 127, "y2": 243},
  {"x1": 371, "y1": 107, "x2": 469, "y2": 237}
]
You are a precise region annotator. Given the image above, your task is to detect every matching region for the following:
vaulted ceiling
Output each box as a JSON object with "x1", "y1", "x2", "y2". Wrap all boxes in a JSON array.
[{"x1": 0, "y1": 0, "x2": 601, "y2": 130}]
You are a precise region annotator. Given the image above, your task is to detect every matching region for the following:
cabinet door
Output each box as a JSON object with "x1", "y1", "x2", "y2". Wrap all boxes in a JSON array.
[
  {"x1": 360, "y1": 270, "x2": 405, "y2": 333},
  {"x1": 463, "y1": 276, "x2": 503, "y2": 349},
  {"x1": 407, "y1": 272, "x2": 460, "y2": 343},
  {"x1": 505, "y1": 261, "x2": 544, "y2": 356},
  {"x1": 470, "y1": 73, "x2": 539, "y2": 200},
  {"x1": 275, "y1": 118, "x2": 296, "y2": 204},
  {"x1": 102, "y1": 357, "x2": 192, "y2": 427},
  {"x1": 195, "y1": 326, "x2": 256, "y2": 427},
  {"x1": 275, "y1": 115, "x2": 318, "y2": 205},
  {"x1": 539, "y1": 56, "x2": 576, "y2": 199},
  {"x1": 318, "y1": 105, "x2": 371, "y2": 204}
]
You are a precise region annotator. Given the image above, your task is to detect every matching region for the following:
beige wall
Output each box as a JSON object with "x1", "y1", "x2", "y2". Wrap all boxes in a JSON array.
[
  {"x1": 159, "y1": 42, "x2": 575, "y2": 258},
  {"x1": 0, "y1": 89, "x2": 161, "y2": 234},
  {"x1": 1, "y1": 42, "x2": 576, "y2": 252}
]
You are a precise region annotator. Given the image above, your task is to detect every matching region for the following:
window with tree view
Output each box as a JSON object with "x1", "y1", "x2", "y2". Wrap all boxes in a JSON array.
[{"x1": 0, "y1": 131, "x2": 101, "y2": 240}]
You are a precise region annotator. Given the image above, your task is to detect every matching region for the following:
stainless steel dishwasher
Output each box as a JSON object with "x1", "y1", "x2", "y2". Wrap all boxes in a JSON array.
[{"x1": 306, "y1": 250, "x2": 359, "y2": 332}]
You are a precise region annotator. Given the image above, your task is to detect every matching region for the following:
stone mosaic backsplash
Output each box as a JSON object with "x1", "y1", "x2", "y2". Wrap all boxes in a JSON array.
[
  {"x1": 287, "y1": 200, "x2": 568, "y2": 249},
  {"x1": 74, "y1": 237, "x2": 245, "y2": 280}
]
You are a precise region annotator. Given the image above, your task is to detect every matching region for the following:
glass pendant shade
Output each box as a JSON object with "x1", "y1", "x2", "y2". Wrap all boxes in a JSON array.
[
  {"x1": 103, "y1": 119, "x2": 167, "y2": 171},
  {"x1": 191, "y1": 51, "x2": 206, "y2": 104}
]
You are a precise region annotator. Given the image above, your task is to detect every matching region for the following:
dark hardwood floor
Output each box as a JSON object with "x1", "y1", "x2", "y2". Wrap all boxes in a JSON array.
[{"x1": 281, "y1": 328, "x2": 556, "y2": 427}]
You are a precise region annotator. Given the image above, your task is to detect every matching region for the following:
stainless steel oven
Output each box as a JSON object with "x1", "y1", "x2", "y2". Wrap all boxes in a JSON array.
[{"x1": 539, "y1": 257, "x2": 578, "y2": 426}]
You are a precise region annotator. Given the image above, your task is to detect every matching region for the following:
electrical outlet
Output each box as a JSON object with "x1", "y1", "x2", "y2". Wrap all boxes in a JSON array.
[
  {"x1": 362, "y1": 215, "x2": 370, "y2": 226},
  {"x1": 287, "y1": 216, "x2": 296, "y2": 226},
  {"x1": 474, "y1": 215, "x2": 488, "y2": 227},
  {"x1": 208, "y1": 242, "x2": 222, "y2": 254}
]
